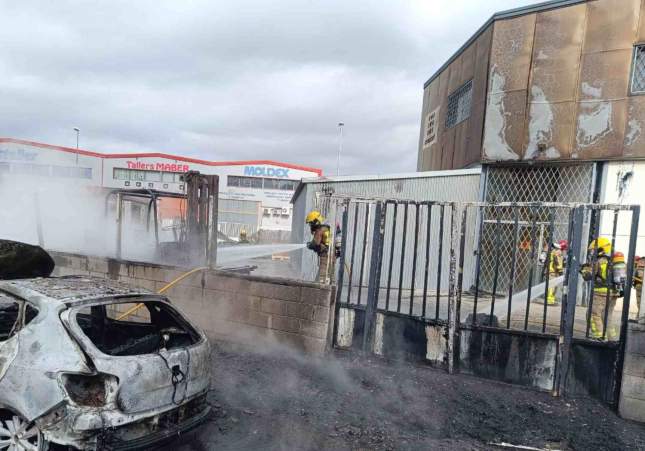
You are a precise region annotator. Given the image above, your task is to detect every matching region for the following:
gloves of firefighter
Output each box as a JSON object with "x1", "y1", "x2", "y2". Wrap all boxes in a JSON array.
[{"x1": 580, "y1": 264, "x2": 593, "y2": 281}]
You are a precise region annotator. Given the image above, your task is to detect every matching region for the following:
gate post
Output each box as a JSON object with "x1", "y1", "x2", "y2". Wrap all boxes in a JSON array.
[
  {"x1": 363, "y1": 201, "x2": 385, "y2": 353},
  {"x1": 447, "y1": 204, "x2": 467, "y2": 374},
  {"x1": 556, "y1": 206, "x2": 584, "y2": 396},
  {"x1": 332, "y1": 200, "x2": 350, "y2": 348}
]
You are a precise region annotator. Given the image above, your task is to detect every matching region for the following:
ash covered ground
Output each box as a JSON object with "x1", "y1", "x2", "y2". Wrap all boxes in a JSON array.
[{"x1": 161, "y1": 342, "x2": 645, "y2": 451}]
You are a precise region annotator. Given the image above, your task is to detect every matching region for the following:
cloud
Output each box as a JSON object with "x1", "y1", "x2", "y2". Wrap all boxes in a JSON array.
[{"x1": 0, "y1": 0, "x2": 535, "y2": 175}]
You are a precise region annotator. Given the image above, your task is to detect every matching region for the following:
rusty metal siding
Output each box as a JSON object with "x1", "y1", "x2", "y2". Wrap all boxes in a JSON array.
[
  {"x1": 422, "y1": 0, "x2": 645, "y2": 170},
  {"x1": 419, "y1": 25, "x2": 493, "y2": 171},
  {"x1": 483, "y1": 0, "x2": 642, "y2": 164},
  {"x1": 483, "y1": 13, "x2": 536, "y2": 162}
]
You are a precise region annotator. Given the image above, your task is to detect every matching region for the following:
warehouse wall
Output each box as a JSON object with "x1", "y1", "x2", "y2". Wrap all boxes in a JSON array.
[{"x1": 50, "y1": 251, "x2": 335, "y2": 354}]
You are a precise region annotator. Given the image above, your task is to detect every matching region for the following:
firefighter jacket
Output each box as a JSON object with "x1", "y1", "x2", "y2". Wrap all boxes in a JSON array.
[
  {"x1": 581, "y1": 255, "x2": 625, "y2": 297},
  {"x1": 307, "y1": 224, "x2": 331, "y2": 256}
]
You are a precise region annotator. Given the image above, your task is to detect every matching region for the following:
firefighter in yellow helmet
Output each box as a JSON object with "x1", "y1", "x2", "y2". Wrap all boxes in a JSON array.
[
  {"x1": 542, "y1": 241, "x2": 565, "y2": 306},
  {"x1": 580, "y1": 238, "x2": 626, "y2": 339},
  {"x1": 305, "y1": 210, "x2": 340, "y2": 283}
]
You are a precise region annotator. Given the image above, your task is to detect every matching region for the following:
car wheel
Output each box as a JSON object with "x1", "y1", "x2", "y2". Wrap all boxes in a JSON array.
[{"x1": 0, "y1": 414, "x2": 47, "y2": 450}]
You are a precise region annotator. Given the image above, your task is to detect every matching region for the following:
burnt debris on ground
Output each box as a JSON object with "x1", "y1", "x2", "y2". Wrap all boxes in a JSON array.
[{"x1": 161, "y1": 342, "x2": 645, "y2": 451}]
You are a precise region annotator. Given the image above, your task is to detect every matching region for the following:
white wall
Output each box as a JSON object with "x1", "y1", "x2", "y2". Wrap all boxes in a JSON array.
[{"x1": 600, "y1": 161, "x2": 645, "y2": 257}]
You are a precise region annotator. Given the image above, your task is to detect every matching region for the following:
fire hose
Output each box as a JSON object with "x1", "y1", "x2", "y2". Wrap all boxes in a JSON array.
[{"x1": 116, "y1": 266, "x2": 208, "y2": 320}]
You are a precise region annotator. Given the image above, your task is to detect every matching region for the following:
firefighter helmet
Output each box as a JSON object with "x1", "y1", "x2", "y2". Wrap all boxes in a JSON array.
[
  {"x1": 305, "y1": 210, "x2": 323, "y2": 225},
  {"x1": 589, "y1": 237, "x2": 612, "y2": 256},
  {"x1": 559, "y1": 240, "x2": 569, "y2": 252},
  {"x1": 612, "y1": 251, "x2": 625, "y2": 264}
]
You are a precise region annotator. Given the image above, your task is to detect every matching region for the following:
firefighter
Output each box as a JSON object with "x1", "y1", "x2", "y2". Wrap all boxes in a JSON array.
[
  {"x1": 305, "y1": 210, "x2": 340, "y2": 283},
  {"x1": 239, "y1": 229, "x2": 250, "y2": 244},
  {"x1": 634, "y1": 256, "x2": 644, "y2": 319},
  {"x1": 542, "y1": 241, "x2": 564, "y2": 306},
  {"x1": 580, "y1": 238, "x2": 626, "y2": 339}
]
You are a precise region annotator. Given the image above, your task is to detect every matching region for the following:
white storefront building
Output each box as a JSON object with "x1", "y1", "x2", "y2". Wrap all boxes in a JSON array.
[{"x1": 0, "y1": 137, "x2": 321, "y2": 236}]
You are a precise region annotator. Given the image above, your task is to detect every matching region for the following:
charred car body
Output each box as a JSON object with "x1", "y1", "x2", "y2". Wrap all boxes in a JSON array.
[{"x1": 0, "y1": 276, "x2": 210, "y2": 450}]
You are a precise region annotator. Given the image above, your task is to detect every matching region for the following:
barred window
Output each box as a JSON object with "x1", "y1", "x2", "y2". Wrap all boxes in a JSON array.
[
  {"x1": 445, "y1": 80, "x2": 473, "y2": 128},
  {"x1": 631, "y1": 45, "x2": 645, "y2": 94}
]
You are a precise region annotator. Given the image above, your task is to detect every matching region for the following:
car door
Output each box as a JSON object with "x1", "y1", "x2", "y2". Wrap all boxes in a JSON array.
[{"x1": 61, "y1": 297, "x2": 210, "y2": 414}]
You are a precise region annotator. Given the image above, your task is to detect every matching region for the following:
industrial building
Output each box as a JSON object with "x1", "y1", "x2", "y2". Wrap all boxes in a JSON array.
[
  {"x1": 416, "y1": 0, "x2": 645, "y2": 290},
  {"x1": 0, "y1": 137, "x2": 321, "y2": 240}
]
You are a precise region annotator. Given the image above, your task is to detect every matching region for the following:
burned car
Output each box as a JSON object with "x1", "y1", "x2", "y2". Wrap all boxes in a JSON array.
[{"x1": 0, "y1": 276, "x2": 210, "y2": 450}]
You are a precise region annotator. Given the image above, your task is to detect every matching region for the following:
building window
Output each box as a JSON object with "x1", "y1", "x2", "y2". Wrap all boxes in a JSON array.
[
  {"x1": 228, "y1": 175, "x2": 296, "y2": 191},
  {"x1": 113, "y1": 168, "x2": 180, "y2": 183},
  {"x1": 631, "y1": 45, "x2": 645, "y2": 94},
  {"x1": 445, "y1": 80, "x2": 473, "y2": 128}
]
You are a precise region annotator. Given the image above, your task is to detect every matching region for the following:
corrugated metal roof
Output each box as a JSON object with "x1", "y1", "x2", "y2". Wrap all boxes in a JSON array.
[
  {"x1": 423, "y1": 0, "x2": 589, "y2": 88},
  {"x1": 290, "y1": 168, "x2": 482, "y2": 203}
]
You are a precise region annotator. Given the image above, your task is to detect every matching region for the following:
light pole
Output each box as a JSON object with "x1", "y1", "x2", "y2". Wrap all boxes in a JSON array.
[
  {"x1": 336, "y1": 122, "x2": 344, "y2": 176},
  {"x1": 73, "y1": 127, "x2": 80, "y2": 164}
]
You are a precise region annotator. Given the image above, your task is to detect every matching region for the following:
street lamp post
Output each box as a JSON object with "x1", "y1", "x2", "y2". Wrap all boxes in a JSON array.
[
  {"x1": 73, "y1": 127, "x2": 80, "y2": 164},
  {"x1": 336, "y1": 122, "x2": 344, "y2": 176}
]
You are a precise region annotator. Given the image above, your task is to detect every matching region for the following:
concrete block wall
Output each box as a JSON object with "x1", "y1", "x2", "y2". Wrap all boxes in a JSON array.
[
  {"x1": 620, "y1": 323, "x2": 645, "y2": 422},
  {"x1": 50, "y1": 252, "x2": 335, "y2": 354}
]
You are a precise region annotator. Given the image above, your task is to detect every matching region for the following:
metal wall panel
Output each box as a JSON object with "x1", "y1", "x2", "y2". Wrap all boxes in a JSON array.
[
  {"x1": 524, "y1": 4, "x2": 586, "y2": 160},
  {"x1": 483, "y1": 14, "x2": 536, "y2": 161},
  {"x1": 422, "y1": 0, "x2": 645, "y2": 169},
  {"x1": 418, "y1": 24, "x2": 494, "y2": 171},
  {"x1": 583, "y1": 0, "x2": 640, "y2": 53}
]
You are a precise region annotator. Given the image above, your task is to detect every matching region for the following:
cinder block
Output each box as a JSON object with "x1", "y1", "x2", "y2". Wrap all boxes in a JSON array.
[
  {"x1": 299, "y1": 320, "x2": 328, "y2": 340},
  {"x1": 285, "y1": 302, "x2": 315, "y2": 320},
  {"x1": 619, "y1": 396, "x2": 645, "y2": 423},
  {"x1": 269, "y1": 315, "x2": 301, "y2": 334},
  {"x1": 302, "y1": 337, "x2": 327, "y2": 354},
  {"x1": 300, "y1": 286, "x2": 331, "y2": 306},
  {"x1": 621, "y1": 374, "x2": 645, "y2": 401},
  {"x1": 67, "y1": 255, "x2": 88, "y2": 271},
  {"x1": 87, "y1": 257, "x2": 109, "y2": 274},
  {"x1": 205, "y1": 274, "x2": 250, "y2": 294},
  {"x1": 626, "y1": 324, "x2": 645, "y2": 356},
  {"x1": 313, "y1": 305, "x2": 330, "y2": 323},
  {"x1": 52, "y1": 255, "x2": 72, "y2": 269},
  {"x1": 261, "y1": 298, "x2": 288, "y2": 316},
  {"x1": 249, "y1": 295, "x2": 262, "y2": 311},
  {"x1": 248, "y1": 310, "x2": 271, "y2": 329},
  {"x1": 624, "y1": 353, "x2": 645, "y2": 377},
  {"x1": 250, "y1": 282, "x2": 300, "y2": 302}
]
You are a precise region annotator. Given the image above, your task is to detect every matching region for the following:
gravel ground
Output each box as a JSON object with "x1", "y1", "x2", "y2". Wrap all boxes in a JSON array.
[{"x1": 160, "y1": 341, "x2": 645, "y2": 451}]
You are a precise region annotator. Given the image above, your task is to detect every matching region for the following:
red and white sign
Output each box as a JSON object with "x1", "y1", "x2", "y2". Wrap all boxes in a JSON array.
[{"x1": 126, "y1": 161, "x2": 190, "y2": 172}]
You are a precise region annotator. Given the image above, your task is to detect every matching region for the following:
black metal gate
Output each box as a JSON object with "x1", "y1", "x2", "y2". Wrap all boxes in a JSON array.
[{"x1": 330, "y1": 197, "x2": 640, "y2": 406}]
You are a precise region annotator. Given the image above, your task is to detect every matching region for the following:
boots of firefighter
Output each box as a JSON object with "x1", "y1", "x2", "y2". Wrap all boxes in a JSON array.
[
  {"x1": 546, "y1": 287, "x2": 557, "y2": 306},
  {"x1": 590, "y1": 315, "x2": 604, "y2": 339}
]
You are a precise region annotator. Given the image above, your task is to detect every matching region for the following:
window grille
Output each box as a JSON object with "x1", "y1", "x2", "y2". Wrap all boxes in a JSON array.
[
  {"x1": 445, "y1": 80, "x2": 473, "y2": 128},
  {"x1": 631, "y1": 45, "x2": 645, "y2": 94}
]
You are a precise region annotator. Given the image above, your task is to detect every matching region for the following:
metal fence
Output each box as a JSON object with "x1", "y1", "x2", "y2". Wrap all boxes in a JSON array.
[
  {"x1": 328, "y1": 194, "x2": 640, "y2": 404},
  {"x1": 480, "y1": 164, "x2": 595, "y2": 293}
]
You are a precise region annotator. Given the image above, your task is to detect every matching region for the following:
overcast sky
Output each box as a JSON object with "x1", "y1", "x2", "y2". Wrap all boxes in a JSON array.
[{"x1": 0, "y1": 0, "x2": 535, "y2": 176}]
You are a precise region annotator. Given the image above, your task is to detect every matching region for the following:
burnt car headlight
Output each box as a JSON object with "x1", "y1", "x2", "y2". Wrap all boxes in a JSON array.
[{"x1": 61, "y1": 373, "x2": 119, "y2": 407}]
